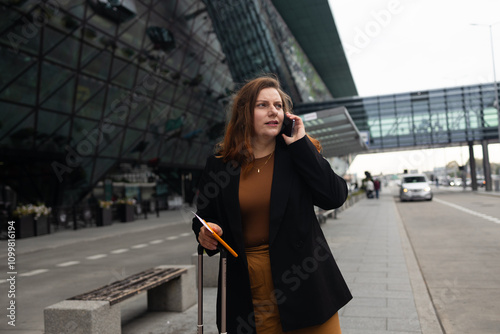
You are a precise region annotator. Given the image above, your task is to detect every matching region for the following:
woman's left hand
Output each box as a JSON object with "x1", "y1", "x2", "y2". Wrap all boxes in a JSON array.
[{"x1": 282, "y1": 112, "x2": 306, "y2": 145}]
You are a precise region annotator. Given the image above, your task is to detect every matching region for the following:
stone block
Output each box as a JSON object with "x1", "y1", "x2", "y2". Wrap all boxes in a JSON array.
[
  {"x1": 148, "y1": 264, "x2": 196, "y2": 312},
  {"x1": 44, "y1": 300, "x2": 120, "y2": 334}
]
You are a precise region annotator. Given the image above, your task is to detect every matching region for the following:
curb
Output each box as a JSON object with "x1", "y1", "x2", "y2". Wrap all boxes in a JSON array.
[{"x1": 393, "y1": 199, "x2": 444, "y2": 334}]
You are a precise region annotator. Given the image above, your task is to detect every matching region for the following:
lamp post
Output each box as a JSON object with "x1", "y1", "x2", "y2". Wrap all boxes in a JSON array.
[
  {"x1": 471, "y1": 21, "x2": 500, "y2": 143},
  {"x1": 471, "y1": 22, "x2": 500, "y2": 191}
]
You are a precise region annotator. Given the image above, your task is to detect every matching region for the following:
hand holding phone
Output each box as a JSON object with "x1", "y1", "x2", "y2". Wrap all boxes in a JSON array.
[
  {"x1": 281, "y1": 116, "x2": 295, "y2": 137},
  {"x1": 281, "y1": 113, "x2": 306, "y2": 145}
]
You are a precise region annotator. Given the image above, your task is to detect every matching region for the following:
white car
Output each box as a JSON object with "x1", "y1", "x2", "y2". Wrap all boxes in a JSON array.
[
  {"x1": 399, "y1": 174, "x2": 433, "y2": 201},
  {"x1": 450, "y1": 178, "x2": 463, "y2": 187}
]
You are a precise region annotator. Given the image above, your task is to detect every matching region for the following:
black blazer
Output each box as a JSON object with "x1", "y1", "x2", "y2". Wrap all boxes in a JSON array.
[{"x1": 192, "y1": 135, "x2": 352, "y2": 333}]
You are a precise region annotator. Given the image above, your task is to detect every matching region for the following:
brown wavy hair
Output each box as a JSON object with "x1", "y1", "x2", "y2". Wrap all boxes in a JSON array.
[{"x1": 216, "y1": 74, "x2": 321, "y2": 171}]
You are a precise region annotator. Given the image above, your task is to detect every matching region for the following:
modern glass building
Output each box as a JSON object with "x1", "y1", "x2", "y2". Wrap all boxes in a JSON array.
[
  {"x1": 1, "y1": 0, "x2": 239, "y2": 207},
  {"x1": 0, "y1": 0, "x2": 357, "y2": 210}
]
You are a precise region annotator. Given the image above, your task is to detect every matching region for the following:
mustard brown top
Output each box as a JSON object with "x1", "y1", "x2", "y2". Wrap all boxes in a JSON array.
[{"x1": 239, "y1": 152, "x2": 275, "y2": 247}]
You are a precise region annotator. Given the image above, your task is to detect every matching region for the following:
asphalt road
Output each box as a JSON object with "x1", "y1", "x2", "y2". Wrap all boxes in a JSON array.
[
  {"x1": 394, "y1": 189, "x2": 500, "y2": 334},
  {"x1": 0, "y1": 216, "x2": 198, "y2": 333}
]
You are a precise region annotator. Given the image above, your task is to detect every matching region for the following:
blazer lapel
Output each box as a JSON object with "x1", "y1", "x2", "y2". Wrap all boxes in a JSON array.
[
  {"x1": 269, "y1": 140, "x2": 293, "y2": 246},
  {"x1": 221, "y1": 163, "x2": 246, "y2": 257}
]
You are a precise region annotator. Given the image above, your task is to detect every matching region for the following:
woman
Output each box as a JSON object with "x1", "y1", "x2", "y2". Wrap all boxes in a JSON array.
[{"x1": 192, "y1": 75, "x2": 352, "y2": 333}]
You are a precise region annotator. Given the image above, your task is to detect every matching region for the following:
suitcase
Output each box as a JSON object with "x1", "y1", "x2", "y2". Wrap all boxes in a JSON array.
[{"x1": 197, "y1": 244, "x2": 228, "y2": 334}]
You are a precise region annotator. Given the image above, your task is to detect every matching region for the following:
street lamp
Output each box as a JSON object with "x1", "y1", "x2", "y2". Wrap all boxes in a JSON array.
[
  {"x1": 470, "y1": 21, "x2": 500, "y2": 143},
  {"x1": 471, "y1": 21, "x2": 500, "y2": 192}
]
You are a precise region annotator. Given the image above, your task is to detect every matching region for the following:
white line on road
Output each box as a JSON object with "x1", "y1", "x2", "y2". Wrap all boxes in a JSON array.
[
  {"x1": 179, "y1": 232, "x2": 191, "y2": 237},
  {"x1": 86, "y1": 254, "x2": 108, "y2": 260},
  {"x1": 111, "y1": 249, "x2": 129, "y2": 254},
  {"x1": 434, "y1": 198, "x2": 500, "y2": 224},
  {"x1": 20, "y1": 269, "x2": 49, "y2": 277},
  {"x1": 150, "y1": 239, "x2": 164, "y2": 244},
  {"x1": 166, "y1": 236, "x2": 178, "y2": 240},
  {"x1": 131, "y1": 244, "x2": 149, "y2": 249},
  {"x1": 57, "y1": 261, "x2": 80, "y2": 267}
]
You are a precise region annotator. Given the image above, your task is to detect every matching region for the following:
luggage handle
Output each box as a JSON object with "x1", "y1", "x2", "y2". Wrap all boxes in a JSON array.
[
  {"x1": 197, "y1": 244, "x2": 204, "y2": 334},
  {"x1": 197, "y1": 245, "x2": 228, "y2": 334},
  {"x1": 220, "y1": 247, "x2": 227, "y2": 334}
]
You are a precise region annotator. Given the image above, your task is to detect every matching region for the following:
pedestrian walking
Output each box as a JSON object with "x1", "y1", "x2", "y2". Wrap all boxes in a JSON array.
[
  {"x1": 366, "y1": 178, "x2": 374, "y2": 198},
  {"x1": 374, "y1": 178, "x2": 381, "y2": 199}
]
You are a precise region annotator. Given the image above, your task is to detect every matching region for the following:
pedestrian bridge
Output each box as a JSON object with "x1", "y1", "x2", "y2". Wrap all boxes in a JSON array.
[
  {"x1": 295, "y1": 82, "x2": 499, "y2": 191},
  {"x1": 296, "y1": 82, "x2": 499, "y2": 152}
]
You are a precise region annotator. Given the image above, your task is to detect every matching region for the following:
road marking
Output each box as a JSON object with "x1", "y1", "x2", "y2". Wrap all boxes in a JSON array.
[
  {"x1": 179, "y1": 232, "x2": 191, "y2": 237},
  {"x1": 20, "y1": 269, "x2": 49, "y2": 277},
  {"x1": 150, "y1": 239, "x2": 163, "y2": 244},
  {"x1": 57, "y1": 261, "x2": 80, "y2": 267},
  {"x1": 131, "y1": 244, "x2": 148, "y2": 249},
  {"x1": 111, "y1": 249, "x2": 129, "y2": 254},
  {"x1": 434, "y1": 198, "x2": 500, "y2": 224},
  {"x1": 166, "y1": 236, "x2": 178, "y2": 240},
  {"x1": 0, "y1": 280, "x2": 6, "y2": 284},
  {"x1": 86, "y1": 254, "x2": 107, "y2": 260}
]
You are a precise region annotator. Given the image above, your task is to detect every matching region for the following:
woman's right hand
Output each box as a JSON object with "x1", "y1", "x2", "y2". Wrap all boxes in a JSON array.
[{"x1": 198, "y1": 223, "x2": 223, "y2": 250}]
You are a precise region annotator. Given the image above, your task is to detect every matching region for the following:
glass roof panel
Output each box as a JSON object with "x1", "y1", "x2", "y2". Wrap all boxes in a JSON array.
[
  {"x1": 122, "y1": 128, "x2": 144, "y2": 159},
  {"x1": 0, "y1": 47, "x2": 36, "y2": 90},
  {"x1": 0, "y1": 62, "x2": 37, "y2": 105},
  {"x1": 99, "y1": 129, "x2": 123, "y2": 158},
  {"x1": 82, "y1": 50, "x2": 112, "y2": 80},
  {"x1": 41, "y1": 77, "x2": 76, "y2": 113},
  {"x1": 92, "y1": 157, "x2": 116, "y2": 184},
  {"x1": 299, "y1": 107, "x2": 367, "y2": 157},
  {"x1": 1, "y1": 112, "x2": 35, "y2": 150},
  {"x1": 0, "y1": 103, "x2": 33, "y2": 142},
  {"x1": 40, "y1": 62, "x2": 74, "y2": 103},
  {"x1": 36, "y1": 109, "x2": 70, "y2": 151}
]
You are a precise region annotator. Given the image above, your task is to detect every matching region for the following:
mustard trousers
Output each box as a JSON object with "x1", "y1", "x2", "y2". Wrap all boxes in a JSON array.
[{"x1": 246, "y1": 244, "x2": 342, "y2": 334}]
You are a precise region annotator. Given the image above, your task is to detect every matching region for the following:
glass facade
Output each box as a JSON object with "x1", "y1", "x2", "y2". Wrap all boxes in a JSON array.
[
  {"x1": 204, "y1": 0, "x2": 332, "y2": 102},
  {"x1": 0, "y1": 0, "x2": 338, "y2": 207},
  {"x1": 0, "y1": 0, "x2": 234, "y2": 205},
  {"x1": 295, "y1": 84, "x2": 499, "y2": 151}
]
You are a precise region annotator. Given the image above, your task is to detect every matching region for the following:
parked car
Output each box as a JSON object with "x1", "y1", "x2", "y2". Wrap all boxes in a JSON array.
[{"x1": 399, "y1": 174, "x2": 433, "y2": 201}]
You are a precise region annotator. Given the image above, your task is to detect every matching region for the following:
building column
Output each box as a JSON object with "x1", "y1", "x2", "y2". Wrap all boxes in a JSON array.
[
  {"x1": 482, "y1": 140, "x2": 493, "y2": 191},
  {"x1": 468, "y1": 142, "x2": 478, "y2": 191}
]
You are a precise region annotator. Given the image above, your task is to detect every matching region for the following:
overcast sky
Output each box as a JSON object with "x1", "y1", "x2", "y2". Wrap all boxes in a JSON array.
[
  {"x1": 327, "y1": 0, "x2": 500, "y2": 178},
  {"x1": 329, "y1": 0, "x2": 500, "y2": 97}
]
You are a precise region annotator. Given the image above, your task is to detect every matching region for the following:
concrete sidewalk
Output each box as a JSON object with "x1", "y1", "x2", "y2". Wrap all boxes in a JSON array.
[
  {"x1": 122, "y1": 190, "x2": 443, "y2": 334},
  {"x1": 329, "y1": 192, "x2": 442, "y2": 334}
]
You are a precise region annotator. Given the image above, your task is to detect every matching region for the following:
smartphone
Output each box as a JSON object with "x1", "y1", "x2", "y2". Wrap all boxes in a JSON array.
[{"x1": 281, "y1": 116, "x2": 295, "y2": 137}]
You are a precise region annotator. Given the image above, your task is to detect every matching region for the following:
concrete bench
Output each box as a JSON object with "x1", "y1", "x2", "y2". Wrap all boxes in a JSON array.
[
  {"x1": 44, "y1": 264, "x2": 195, "y2": 334},
  {"x1": 315, "y1": 208, "x2": 335, "y2": 223},
  {"x1": 191, "y1": 252, "x2": 220, "y2": 287}
]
